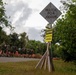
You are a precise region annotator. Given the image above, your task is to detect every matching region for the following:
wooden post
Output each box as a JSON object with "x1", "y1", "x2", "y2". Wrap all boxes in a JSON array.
[
  {"x1": 35, "y1": 42, "x2": 55, "y2": 72},
  {"x1": 47, "y1": 43, "x2": 51, "y2": 72},
  {"x1": 49, "y1": 42, "x2": 55, "y2": 71},
  {"x1": 35, "y1": 50, "x2": 47, "y2": 69}
]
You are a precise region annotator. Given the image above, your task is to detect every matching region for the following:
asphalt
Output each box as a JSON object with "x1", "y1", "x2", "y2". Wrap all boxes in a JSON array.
[{"x1": 0, "y1": 57, "x2": 39, "y2": 63}]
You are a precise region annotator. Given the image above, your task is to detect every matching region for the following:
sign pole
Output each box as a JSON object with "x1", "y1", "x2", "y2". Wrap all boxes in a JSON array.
[
  {"x1": 35, "y1": 2, "x2": 61, "y2": 72},
  {"x1": 35, "y1": 42, "x2": 51, "y2": 72},
  {"x1": 47, "y1": 42, "x2": 51, "y2": 72},
  {"x1": 46, "y1": 24, "x2": 55, "y2": 72},
  {"x1": 35, "y1": 24, "x2": 55, "y2": 72},
  {"x1": 49, "y1": 42, "x2": 55, "y2": 71}
]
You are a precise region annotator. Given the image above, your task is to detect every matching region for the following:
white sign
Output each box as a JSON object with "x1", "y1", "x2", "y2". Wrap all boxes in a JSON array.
[{"x1": 40, "y1": 2, "x2": 62, "y2": 24}]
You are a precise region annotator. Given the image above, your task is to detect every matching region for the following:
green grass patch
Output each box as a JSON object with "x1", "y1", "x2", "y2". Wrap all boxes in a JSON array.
[{"x1": 0, "y1": 60, "x2": 76, "y2": 75}]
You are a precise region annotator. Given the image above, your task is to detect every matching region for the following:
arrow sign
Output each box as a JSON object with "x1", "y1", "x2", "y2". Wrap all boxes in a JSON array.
[
  {"x1": 40, "y1": 2, "x2": 62, "y2": 24},
  {"x1": 45, "y1": 34, "x2": 52, "y2": 37},
  {"x1": 45, "y1": 29, "x2": 52, "y2": 34},
  {"x1": 44, "y1": 37, "x2": 52, "y2": 42}
]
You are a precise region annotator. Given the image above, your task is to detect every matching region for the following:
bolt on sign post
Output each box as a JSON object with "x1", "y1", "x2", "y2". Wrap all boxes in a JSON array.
[{"x1": 35, "y1": 2, "x2": 61, "y2": 72}]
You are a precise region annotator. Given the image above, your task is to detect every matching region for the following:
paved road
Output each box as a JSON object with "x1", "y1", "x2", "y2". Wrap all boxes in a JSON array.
[{"x1": 0, "y1": 57, "x2": 39, "y2": 63}]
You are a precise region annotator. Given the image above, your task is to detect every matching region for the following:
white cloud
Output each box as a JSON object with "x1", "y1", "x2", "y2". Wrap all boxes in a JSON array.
[
  {"x1": 3, "y1": 0, "x2": 61, "y2": 42},
  {"x1": 3, "y1": 0, "x2": 32, "y2": 26},
  {"x1": 27, "y1": 27, "x2": 43, "y2": 42}
]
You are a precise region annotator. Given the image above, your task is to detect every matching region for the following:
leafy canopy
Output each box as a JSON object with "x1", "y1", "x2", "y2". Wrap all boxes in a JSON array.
[{"x1": 53, "y1": 0, "x2": 76, "y2": 62}]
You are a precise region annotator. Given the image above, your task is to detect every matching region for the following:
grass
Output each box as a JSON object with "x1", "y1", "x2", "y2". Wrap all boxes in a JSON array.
[{"x1": 0, "y1": 60, "x2": 76, "y2": 75}]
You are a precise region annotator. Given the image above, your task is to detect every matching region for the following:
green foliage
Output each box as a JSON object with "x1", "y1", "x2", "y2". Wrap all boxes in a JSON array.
[
  {"x1": 8, "y1": 33, "x2": 19, "y2": 47},
  {"x1": 72, "y1": 0, "x2": 76, "y2": 2},
  {"x1": 19, "y1": 32, "x2": 28, "y2": 48},
  {"x1": 26, "y1": 40, "x2": 46, "y2": 54},
  {"x1": 0, "y1": 30, "x2": 8, "y2": 44},
  {"x1": 0, "y1": 0, "x2": 10, "y2": 28},
  {"x1": 0, "y1": 29, "x2": 46, "y2": 55},
  {"x1": 53, "y1": 0, "x2": 76, "y2": 62}
]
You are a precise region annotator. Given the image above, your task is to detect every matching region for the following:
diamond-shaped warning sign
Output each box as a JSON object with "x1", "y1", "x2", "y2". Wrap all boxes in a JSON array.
[{"x1": 40, "y1": 2, "x2": 61, "y2": 24}]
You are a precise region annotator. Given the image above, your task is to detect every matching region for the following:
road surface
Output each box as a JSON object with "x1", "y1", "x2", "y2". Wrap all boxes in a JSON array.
[{"x1": 0, "y1": 57, "x2": 39, "y2": 63}]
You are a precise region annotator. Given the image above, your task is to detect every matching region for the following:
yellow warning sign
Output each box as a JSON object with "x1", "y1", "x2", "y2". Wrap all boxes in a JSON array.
[
  {"x1": 44, "y1": 28, "x2": 53, "y2": 42},
  {"x1": 45, "y1": 29, "x2": 52, "y2": 34},
  {"x1": 44, "y1": 37, "x2": 52, "y2": 42},
  {"x1": 45, "y1": 34, "x2": 52, "y2": 37},
  {"x1": 44, "y1": 34, "x2": 52, "y2": 42}
]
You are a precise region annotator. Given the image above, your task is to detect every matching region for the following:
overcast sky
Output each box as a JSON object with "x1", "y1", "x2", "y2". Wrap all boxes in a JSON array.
[{"x1": 3, "y1": 0, "x2": 62, "y2": 42}]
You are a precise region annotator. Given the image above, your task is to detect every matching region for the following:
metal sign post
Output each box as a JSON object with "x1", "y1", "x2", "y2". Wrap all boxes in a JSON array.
[{"x1": 35, "y1": 2, "x2": 61, "y2": 72}]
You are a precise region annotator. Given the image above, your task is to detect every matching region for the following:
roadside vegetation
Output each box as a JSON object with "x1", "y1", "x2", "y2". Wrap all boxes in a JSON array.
[
  {"x1": 0, "y1": 0, "x2": 76, "y2": 62},
  {"x1": 0, "y1": 0, "x2": 76, "y2": 75},
  {"x1": 0, "y1": 60, "x2": 76, "y2": 75}
]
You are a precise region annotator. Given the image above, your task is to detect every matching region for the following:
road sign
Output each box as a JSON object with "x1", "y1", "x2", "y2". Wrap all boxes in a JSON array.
[
  {"x1": 45, "y1": 29, "x2": 52, "y2": 34},
  {"x1": 44, "y1": 28, "x2": 52, "y2": 42},
  {"x1": 45, "y1": 34, "x2": 52, "y2": 37},
  {"x1": 44, "y1": 37, "x2": 52, "y2": 42},
  {"x1": 45, "y1": 34, "x2": 52, "y2": 42},
  {"x1": 40, "y1": 2, "x2": 61, "y2": 24}
]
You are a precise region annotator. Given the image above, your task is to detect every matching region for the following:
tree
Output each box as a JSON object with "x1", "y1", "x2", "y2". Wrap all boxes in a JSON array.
[
  {"x1": 0, "y1": 30, "x2": 7, "y2": 44},
  {"x1": 53, "y1": 0, "x2": 76, "y2": 62},
  {"x1": 0, "y1": 0, "x2": 11, "y2": 30},
  {"x1": 19, "y1": 32, "x2": 28, "y2": 48},
  {"x1": 26, "y1": 40, "x2": 46, "y2": 54},
  {"x1": 0, "y1": 0, "x2": 12, "y2": 46}
]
